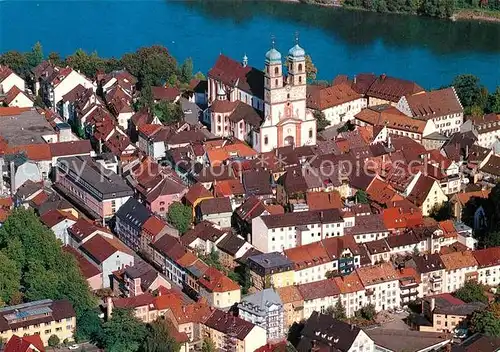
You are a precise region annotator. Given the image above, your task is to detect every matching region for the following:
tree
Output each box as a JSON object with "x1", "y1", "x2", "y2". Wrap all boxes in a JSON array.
[
  {"x1": 355, "y1": 190, "x2": 369, "y2": 204},
  {"x1": 141, "y1": 319, "x2": 180, "y2": 352},
  {"x1": 74, "y1": 309, "x2": 104, "y2": 344},
  {"x1": 305, "y1": 54, "x2": 317, "y2": 81},
  {"x1": 201, "y1": 337, "x2": 216, "y2": 352},
  {"x1": 194, "y1": 71, "x2": 206, "y2": 80},
  {"x1": 337, "y1": 120, "x2": 355, "y2": 133},
  {"x1": 332, "y1": 300, "x2": 347, "y2": 320},
  {"x1": 48, "y1": 334, "x2": 60, "y2": 347},
  {"x1": 48, "y1": 52, "x2": 64, "y2": 66},
  {"x1": 358, "y1": 304, "x2": 376, "y2": 321},
  {"x1": 0, "y1": 51, "x2": 30, "y2": 77},
  {"x1": 154, "y1": 101, "x2": 183, "y2": 125},
  {"x1": 484, "y1": 231, "x2": 500, "y2": 248},
  {"x1": 0, "y1": 251, "x2": 21, "y2": 304},
  {"x1": 488, "y1": 87, "x2": 500, "y2": 113},
  {"x1": 451, "y1": 74, "x2": 486, "y2": 112},
  {"x1": 26, "y1": 42, "x2": 44, "y2": 69},
  {"x1": 102, "y1": 308, "x2": 147, "y2": 352},
  {"x1": 313, "y1": 110, "x2": 330, "y2": 132},
  {"x1": 429, "y1": 201, "x2": 453, "y2": 221},
  {"x1": 454, "y1": 281, "x2": 488, "y2": 303},
  {"x1": 167, "y1": 202, "x2": 192, "y2": 234},
  {"x1": 470, "y1": 309, "x2": 500, "y2": 337},
  {"x1": 180, "y1": 57, "x2": 194, "y2": 83}
]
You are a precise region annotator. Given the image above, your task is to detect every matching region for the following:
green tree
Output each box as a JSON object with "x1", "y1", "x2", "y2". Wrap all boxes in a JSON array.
[
  {"x1": 452, "y1": 74, "x2": 487, "y2": 113},
  {"x1": 0, "y1": 252, "x2": 21, "y2": 304},
  {"x1": 454, "y1": 281, "x2": 488, "y2": 303},
  {"x1": 201, "y1": 337, "x2": 216, "y2": 352},
  {"x1": 305, "y1": 54, "x2": 317, "y2": 81},
  {"x1": 337, "y1": 120, "x2": 355, "y2": 133},
  {"x1": 200, "y1": 249, "x2": 224, "y2": 272},
  {"x1": 488, "y1": 87, "x2": 500, "y2": 114},
  {"x1": 180, "y1": 57, "x2": 194, "y2": 83},
  {"x1": 167, "y1": 202, "x2": 192, "y2": 234},
  {"x1": 141, "y1": 319, "x2": 180, "y2": 352},
  {"x1": 470, "y1": 309, "x2": 500, "y2": 337},
  {"x1": 313, "y1": 110, "x2": 330, "y2": 132},
  {"x1": 429, "y1": 201, "x2": 453, "y2": 221},
  {"x1": 332, "y1": 300, "x2": 347, "y2": 320},
  {"x1": 48, "y1": 52, "x2": 64, "y2": 66},
  {"x1": 359, "y1": 304, "x2": 376, "y2": 321},
  {"x1": 48, "y1": 334, "x2": 60, "y2": 347},
  {"x1": 484, "y1": 231, "x2": 500, "y2": 248},
  {"x1": 0, "y1": 51, "x2": 30, "y2": 77},
  {"x1": 26, "y1": 42, "x2": 44, "y2": 69},
  {"x1": 355, "y1": 190, "x2": 369, "y2": 204},
  {"x1": 74, "y1": 309, "x2": 104, "y2": 344},
  {"x1": 154, "y1": 101, "x2": 183, "y2": 125},
  {"x1": 102, "y1": 308, "x2": 147, "y2": 352},
  {"x1": 194, "y1": 71, "x2": 206, "y2": 80}
]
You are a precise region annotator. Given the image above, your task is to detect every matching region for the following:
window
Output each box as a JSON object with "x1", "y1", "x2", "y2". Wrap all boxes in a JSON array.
[
  {"x1": 309, "y1": 129, "x2": 313, "y2": 138},
  {"x1": 160, "y1": 201, "x2": 165, "y2": 206},
  {"x1": 287, "y1": 93, "x2": 290, "y2": 100},
  {"x1": 298, "y1": 63, "x2": 303, "y2": 72},
  {"x1": 160, "y1": 207, "x2": 165, "y2": 212},
  {"x1": 275, "y1": 79, "x2": 278, "y2": 86},
  {"x1": 299, "y1": 76, "x2": 302, "y2": 84},
  {"x1": 264, "y1": 135, "x2": 269, "y2": 145},
  {"x1": 274, "y1": 67, "x2": 279, "y2": 75}
]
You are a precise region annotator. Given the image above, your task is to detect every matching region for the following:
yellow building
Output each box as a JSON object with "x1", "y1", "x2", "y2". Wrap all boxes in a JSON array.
[
  {"x1": 247, "y1": 252, "x2": 295, "y2": 291},
  {"x1": 202, "y1": 309, "x2": 267, "y2": 352},
  {"x1": 276, "y1": 285, "x2": 304, "y2": 329},
  {"x1": 407, "y1": 174, "x2": 448, "y2": 217},
  {"x1": 0, "y1": 299, "x2": 76, "y2": 346},
  {"x1": 184, "y1": 183, "x2": 213, "y2": 217}
]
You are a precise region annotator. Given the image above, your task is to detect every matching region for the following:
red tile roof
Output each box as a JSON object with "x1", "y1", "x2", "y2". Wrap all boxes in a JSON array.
[
  {"x1": 284, "y1": 241, "x2": 331, "y2": 270},
  {"x1": 113, "y1": 292, "x2": 155, "y2": 309},
  {"x1": 80, "y1": 234, "x2": 131, "y2": 264},
  {"x1": 0, "y1": 107, "x2": 31, "y2": 116},
  {"x1": 333, "y1": 272, "x2": 365, "y2": 294},
  {"x1": 40, "y1": 209, "x2": 77, "y2": 228},
  {"x1": 472, "y1": 247, "x2": 500, "y2": 268},
  {"x1": 367, "y1": 74, "x2": 424, "y2": 103},
  {"x1": 356, "y1": 262, "x2": 399, "y2": 286},
  {"x1": 6, "y1": 144, "x2": 51, "y2": 161},
  {"x1": 152, "y1": 86, "x2": 180, "y2": 101},
  {"x1": 307, "y1": 83, "x2": 362, "y2": 110},
  {"x1": 306, "y1": 191, "x2": 343, "y2": 211},
  {"x1": 184, "y1": 183, "x2": 213, "y2": 205},
  {"x1": 49, "y1": 140, "x2": 92, "y2": 157},
  {"x1": 142, "y1": 216, "x2": 167, "y2": 237},
  {"x1": 405, "y1": 87, "x2": 463, "y2": 119},
  {"x1": 198, "y1": 267, "x2": 240, "y2": 292},
  {"x1": 62, "y1": 245, "x2": 101, "y2": 279},
  {"x1": 4, "y1": 86, "x2": 31, "y2": 106},
  {"x1": 4, "y1": 334, "x2": 45, "y2": 352},
  {"x1": 297, "y1": 279, "x2": 340, "y2": 301},
  {"x1": 440, "y1": 251, "x2": 478, "y2": 270}
]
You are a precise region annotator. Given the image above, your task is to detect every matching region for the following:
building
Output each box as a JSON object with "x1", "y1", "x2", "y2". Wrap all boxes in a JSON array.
[
  {"x1": 472, "y1": 247, "x2": 500, "y2": 287},
  {"x1": 0, "y1": 65, "x2": 25, "y2": 93},
  {"x1": 251, "y1": 209, "x2": 344, "y2": 253},
  {"x1": 407, "y1": 174, "x2": 448, "y2": 217},
  {"x1": 296, "y1": 311, "x2": 374, "y2": 352},
  {"x1": 39, "y1": 209, "x2": 78, "y2": 245},
  {"x1": 440, "y1": 251, "x2": 478, "y2": 293},
  {"x1": 3, "y1": 86, "x2": 33, "y2": 108},
  {"x1": 276, "y1": 286, "x2": 304, "y2": 329},
  {"x1": 297, "y1": 280, "x2": 341, "y2": 320},
  {"x1": 419, "y1": 293, "x2": 486, "y2": 333},
  {"x1": 397, "y1": 87, "x2": 463, "y2": 137},
  {"x1": 452, "y1": 334, "x2": 500, "y2": 352},
  {"x1": 469, "y1": 113, "x2": 500, "y2": 148},
  {"x1": 238, "y1": 289, "x2": 285, "y2": 343},
  {"x1": 114, "y1": 198, "x2": 151, "y2": 251},
  {"x1": 0, "y1": 299, "x2": 76, "y2": 346},
  {"x1": 450, "y1": 189, "x2": 490, "y2": 222},
  {"x1": 63, "y1": 245, "x2": 102, "y2": 291},
  {"x1": 198, "y1": 267, "x2": 241, "y2": 309},
  {"x1": 55, "y1": 156, "x2": 133, "y2": 221},
  {"x1": 3, "y1": 334, "x2": 45, "y2": 352},
  {"x1": 397, "y1": 267, "x2": 421, "y2": 306},
  {"x1": 306, "y1": 83, "x2": 366, "y2": 126},
  {"x1": 247, "y1": 252, "x2": 294, "y2": 291},
  {"x1": 207, "y1": 39, "x2": 317, "y2": 152},
  {"x1": 410, "y1": 254, "x2": 446, "y2": 296},
  {"x1": 356, "y1": 262, "x2": 401, "y2": 312},
  {"x1": 202, "y1": 309, "x2": 267, "y2": 352},
  {"x1": 365, "y1": 329, "x2": 451, "y2": 352},
  {"x1": 79, "y1": 234, "x2": 134, "y2": 288},
  {"x1": 195, "y1": 197, "x2": 233, "y2": 228},
  {"x1": 333, "y1": 272, "x2": 367, "y2": 318}
]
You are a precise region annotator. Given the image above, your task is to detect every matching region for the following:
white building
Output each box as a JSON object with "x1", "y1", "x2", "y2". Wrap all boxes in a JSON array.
[
  {"x1": 3, "y1": 86, "x2": 33, "y2": 107},
  {"x1": 0, "y1": 65, "x2": 25, "y2": 93},
  {"x1": 333, "y1": 272, "x2": 367, "y2": 318},
  {"x1": 396, "y1": 87, "x2": 463, "y2": 137},
  {"x1": 440, "y1": 251, "x2": 478, "y2": 293},
  {"x1": 297, "y1": 280, "x2": 340, "y2": 320},
  {"x1": 40, "y1": 209, "x2": 77, "y2": 245},
  {"x1": 466, "y1": 113, "x2": 500, "y2": 149},
  {"x1": 473, "y1": 247, "x2": 500, "y2": 287},
  {"x1": 48, "y1": 67, "x2": 96, "y2": 110},
  {"x1": 411, "y1": 254, "x2": 446, "y2": 296},
  {"x1": 238, "y1": 288, "x2": 285, "y2": 342},
  {"x1": 356, "y1": 262, "x2": 401, "y2": 312},
  {"x1": 207, "y1": 39, "x2": 317, "y2": 152},
  {"x1": 307, "y1": 83, "x2": 367, "y2": 126},
  {"x1": 251, "y1": 209, "x2": 344, "y2": 253}
]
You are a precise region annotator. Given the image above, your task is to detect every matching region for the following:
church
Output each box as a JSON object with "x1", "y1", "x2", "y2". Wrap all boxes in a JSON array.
[{"x1": 207, "y1": 39, "x2": 317, "y2": 153}]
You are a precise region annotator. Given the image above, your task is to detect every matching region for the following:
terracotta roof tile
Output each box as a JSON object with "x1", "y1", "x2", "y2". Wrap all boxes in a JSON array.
[
  {"x1": 204, "y1": 308, "x2": 255, "y2": 340},
  {"x1": 39, "y1": 209, "x2": 77, "y2": 228},
  {"x1": 62, "y1": 245, "x2": 100, "y2": 279},
  {"x1": 333, "y1": 271, "x2": 365, "y2": 294},
  {"x1": 440, "y1": 251, "x2": 478, "y2": 270},
  {"x1": 307, "y1": 83, "x2": 362, "y2": 110},
  {"x1": 306, "y1": 191, "x2": 343, "y2": 211},
  {"x1": 367, "y1": 74, "x2": 424, "y2": 103},
  {"x1": 6, "y1": 143, "x2": 51, "y2": 161},
  {"x1": 112, "y1": 293, "x2": 155, "y2": 309},
  {"x1": 276, "y1": 285, "x2": 303, "y2": 304},
  {"x1": 284, "y1": 241, "x2": 331, "y2": 270},
  {"x1": 198, "y1": 267, "x2": 240, "y2": 292},
  {"x1": 184, "y1": 183, "x2": 213, "y2": 205},
  {"x1": 405, "y1": 87, "x2": 463, "y2": 119},
  {"x1": 356, "y1": 262, "x2": 399, "y2": 286},
  {"x1": 142, "y1": 216, "x2": 167, "y2": 237},
  {"x1": 80, "y1": 234, "x2": 132, "y2": 264},
  {"x1": 472, "y1": 247, "x2": 500, "y2": 268},
  {"x1": 297, "y1": 279, "x2": 341, "y2": 301},
  {"x1": 454, "y1": 189, "x2": 491, "y2": 206}
]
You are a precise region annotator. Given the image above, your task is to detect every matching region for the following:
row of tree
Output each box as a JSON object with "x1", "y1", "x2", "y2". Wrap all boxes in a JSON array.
[
  {"x1": 451, "y1": 74, "x2": 500, "y2": 116},
  {"x1": 342, "y1": 0, "x2": 500, "y2": 18}
]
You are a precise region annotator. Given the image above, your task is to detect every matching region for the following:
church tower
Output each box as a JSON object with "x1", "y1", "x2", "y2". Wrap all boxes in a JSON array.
[
  {"x1": 264, "y1": 39, "x2": 283, "y2": 93},
  {"x1": 287, "y1": 37, "x2": 306, "y2": 87}
]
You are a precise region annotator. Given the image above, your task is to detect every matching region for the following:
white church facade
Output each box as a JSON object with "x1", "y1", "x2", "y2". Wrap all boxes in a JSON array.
[{"x1": 207, "y1": 40, "x2": 317, "y2": 153}]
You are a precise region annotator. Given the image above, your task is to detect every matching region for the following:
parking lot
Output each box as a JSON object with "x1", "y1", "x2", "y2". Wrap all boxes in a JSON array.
[
  {"x1": 376, "y1": 310, "x2": 412, "y2": 331},
  {"x1": 46, "y1": 342, "x2": 100, "y2": 352}
]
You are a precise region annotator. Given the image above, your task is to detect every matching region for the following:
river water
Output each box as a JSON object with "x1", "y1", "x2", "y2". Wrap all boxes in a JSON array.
[{"x1": 1, "y1": 0, "x2": 499, "y2": 90}]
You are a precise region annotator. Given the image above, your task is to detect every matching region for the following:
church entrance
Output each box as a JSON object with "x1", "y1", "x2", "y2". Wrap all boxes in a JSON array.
[{"x1": 284, "y1": 135, "x2": 295, "y2": 147}]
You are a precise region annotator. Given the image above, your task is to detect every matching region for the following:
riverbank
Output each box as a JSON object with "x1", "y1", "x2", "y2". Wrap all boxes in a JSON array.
[{"x1": 296, "y1": 0, "x2": 500, "y2": 23}]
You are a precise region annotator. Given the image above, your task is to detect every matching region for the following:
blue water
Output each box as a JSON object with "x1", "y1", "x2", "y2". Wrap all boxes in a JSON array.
[{"x1": 1, "y1": 0, "x2": 499, "y2": 90}]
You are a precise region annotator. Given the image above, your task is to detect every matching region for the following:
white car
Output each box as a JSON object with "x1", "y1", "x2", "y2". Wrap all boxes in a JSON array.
[
  {"x1": 68, "y1": 345, "x2": 79, "y2": 350},
  {"x1": 183, "y1": 109, "x2": 192, "y2": 114}
]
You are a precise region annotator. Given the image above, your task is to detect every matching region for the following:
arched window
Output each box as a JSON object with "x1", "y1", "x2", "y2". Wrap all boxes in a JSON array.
[
  {"x1": 287, "y1": 93, "x2": 290, "y2": 100},
  {"x1": 274, "y1": 67, "x2": 279, "y2": 75},
  {"x1": 298, "y1": 63, "x2": 303, "y2": 72}
]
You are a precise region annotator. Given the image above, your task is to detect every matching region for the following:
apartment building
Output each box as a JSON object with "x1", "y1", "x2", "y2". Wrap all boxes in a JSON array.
[
  {"x1": 202, "y1": 309, "x2": 267, "y2": 352},
  {"x1": 356, "y1": 262, "x2": 401, "y2": 312},
  {"x1": 115, "y1": 198, "x2": 151, "y2": 251},
  {"x1": 247, "y1": 252, "x2": 295, "y2": 291},
  {"x1": 297, "y1": 280, "x2": 341, "y2": 320},
  {"x1": 198, "y1": 267, "x2": 241, "y2": 309},
  {"x1": 55, "y1": 156, "x2": 133, "y2": 221},
  {"x1": 0, "y1": 299, "x2": 76, "y2": 346},
  {"x1": 276, "y1": 286, "x2": 304, "y2": 329},
  {"x1": 284, "y1": 241, "x2": 333, "y2": 285},
  {"x1": 251, "y1": 209, "x2": 344, "y2": 253},
  {"x1": 345, "y1": 214, "x2": 389, "y2": 244},
  {"x1": 238, "y1": 289, "x2": 285, "y2": 343},
  {"x1": 397, "y1": 267, "x2": 421, "y2": 306},
  {"x1": 410, "y1": 254, "x2": 446, "y2": 296},
  {"x1": 473, "y1": 247, "x2": 500, "y2": 287},
  {"x1": 333, "y1": 272, "x2": 367, "y2": 318},
  {"x1": 440, "y1": 251, "x2": 478, "y2": 293},
  {"x1": 468, "y1": 113, "x2": 500, "y2": 149}
]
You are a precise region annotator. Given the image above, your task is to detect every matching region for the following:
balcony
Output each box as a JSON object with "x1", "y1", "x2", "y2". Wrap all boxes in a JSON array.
[{"x1": 430, "y1": 274, "x2": 442, "y2": 283}]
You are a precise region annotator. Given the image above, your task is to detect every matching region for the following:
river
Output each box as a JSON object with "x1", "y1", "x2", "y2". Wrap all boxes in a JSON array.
[{"x1": 1, "y1": 0, "x2": 499, "y2": 90}]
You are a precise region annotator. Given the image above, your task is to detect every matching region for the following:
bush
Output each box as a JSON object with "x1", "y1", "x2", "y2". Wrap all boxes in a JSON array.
[{"x1": 48, "y1": 334, "x2": 60, "y2": 347}]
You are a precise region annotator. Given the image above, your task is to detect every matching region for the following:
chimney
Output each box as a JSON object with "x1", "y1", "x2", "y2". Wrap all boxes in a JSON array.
[{"x1": 106, "y1": 296, "x2": 113, "y2": 319}]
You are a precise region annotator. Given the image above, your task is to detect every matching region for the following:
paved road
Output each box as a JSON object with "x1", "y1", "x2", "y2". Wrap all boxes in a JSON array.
[{"x1": 46, "y1": 342, "x2": 100, "y2": 352}]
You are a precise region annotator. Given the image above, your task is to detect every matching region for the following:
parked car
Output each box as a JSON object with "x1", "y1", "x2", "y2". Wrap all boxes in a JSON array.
[{"x1": 68, "y1": 344, "x2": 80, "y2": 350}]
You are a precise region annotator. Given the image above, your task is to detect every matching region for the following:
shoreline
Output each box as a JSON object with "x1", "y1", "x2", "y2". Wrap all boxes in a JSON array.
[{"x1": 288, "y1": 0, "x2": 500, "y2": 23}]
